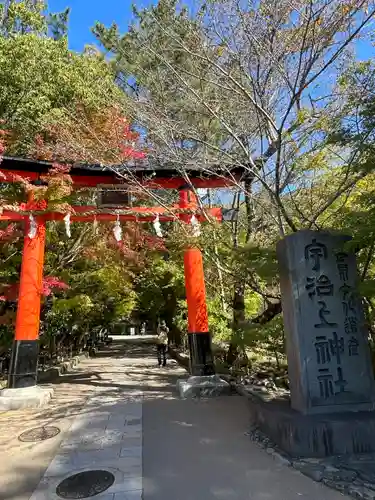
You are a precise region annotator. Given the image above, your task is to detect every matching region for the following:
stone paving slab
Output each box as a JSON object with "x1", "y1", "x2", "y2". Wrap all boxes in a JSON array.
[
  {"x1": 29, "y1": 390, "x2": 143, "y2": 500},
  {"x1": 0, "y1": 341, "x2": 153, "y2": 500},
  {"x1": 0, "y1": 340, "x2": 351, "y2": 500}
]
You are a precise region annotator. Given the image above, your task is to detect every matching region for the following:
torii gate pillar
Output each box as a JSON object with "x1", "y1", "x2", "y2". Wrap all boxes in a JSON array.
[
  {"x1": 8, "y1": 215, "x2": 46, "y2": 388},
  {"x1": 177, "y1": 188, "x2": 230, "y2": 397},
  {"x1": 0, "y1": 214, "x2": 53, "y2": 410},
  {"x1": 179, "y1": 188, "x2": 214, "y2": 376},
  {"x1": 0, "y1": 213, "x2": 53, "y2": 409},
  {"x1": 183, "y1": 246, "x2": 215, "y2": 375}
]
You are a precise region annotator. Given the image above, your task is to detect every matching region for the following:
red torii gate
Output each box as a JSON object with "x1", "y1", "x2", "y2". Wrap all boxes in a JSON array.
[{"x1": 0, "y1": 157, "x2": 243, "y2": 390}]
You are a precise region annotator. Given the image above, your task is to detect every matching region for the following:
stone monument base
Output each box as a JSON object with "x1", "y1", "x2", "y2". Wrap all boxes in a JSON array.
[
  {"x1": 177, "y1": 375, "x2": 230, "y2": 399},
  {"x1": 238, "y1": 386, "x2": 375, "y2": 458},
  {"x1": 0, "y1": 385, "x2": 54, "y2": 411}
]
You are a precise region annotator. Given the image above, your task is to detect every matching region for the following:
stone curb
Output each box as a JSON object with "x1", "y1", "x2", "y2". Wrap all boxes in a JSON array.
[
  {"x1": 38, "y1": 352, "x2": 90, "y2": 383},
  {"x1": 0, "y1": 352, "x2": 90, "y2": 389},
  {"x1": 246, "y1": 428, "x2": 292, "y2": 467},
  {"x1": 168, "y1": 346, "x2": 189, "y2": 369}
]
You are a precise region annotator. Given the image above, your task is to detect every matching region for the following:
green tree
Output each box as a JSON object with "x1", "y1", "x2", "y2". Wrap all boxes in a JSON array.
[
  {"x1": 93, "y1": 0, "x2": 375, "y2": 367},
  {"x1": 0, "y1": 33, "x2": 126, "y2": 157},
  {"x1": 48, "y1": 7, "x2": 70, "y2": 41},
  {"x1": 0, "y1": 0, "x2": 47, "y2": 36},
  {"x1": 0, "y1": 1, "x2": 129, "y2": 161},
  {"x1": 0, "y1": 0, "x2": 147, "y2": 364},
  {"x1": 135, "y1": 257, "x2": 186, "y2": 343}
]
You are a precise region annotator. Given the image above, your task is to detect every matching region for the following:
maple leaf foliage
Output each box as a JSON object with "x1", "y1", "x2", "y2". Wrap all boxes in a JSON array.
[
  {"x1": 30, "y1": 106, "x2": 146, "y2": 166},
  {"x1": 0, "y1": 276, "x2": 69, "y2": 302},
  {"x1": 83, "y1": 222, "x2": 166, "y2": 269},
  {"x1": 0, "y1": 224, "x2": 19, "y2": 242},
  {"x1": 42, "y1": 276, "x2": 70, "y2": 296}
]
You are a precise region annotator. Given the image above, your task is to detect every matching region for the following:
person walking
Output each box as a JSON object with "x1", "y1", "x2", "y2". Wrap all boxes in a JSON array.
[{"x1": 156, "y1": 320, "x2": 169, "y2": 367}]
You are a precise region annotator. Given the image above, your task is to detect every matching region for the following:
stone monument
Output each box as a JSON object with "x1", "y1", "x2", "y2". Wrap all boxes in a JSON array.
[
  {"x1": 277, "y1": 229, "x2": 375, "y2": 414},
  {"x1": 243, "y1": 230, "x2": 375, "y2": 458}
]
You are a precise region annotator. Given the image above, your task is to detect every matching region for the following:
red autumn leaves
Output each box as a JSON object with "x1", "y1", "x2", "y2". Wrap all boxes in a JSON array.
[{"x1": 0, "y1": 276, "x2": 69, "y2": 302}]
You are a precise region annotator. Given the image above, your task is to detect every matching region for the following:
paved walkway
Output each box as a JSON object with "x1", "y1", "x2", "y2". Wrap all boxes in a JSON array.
[{"x1": 0, "y1": 339, "x2": 347, "y2": 500}]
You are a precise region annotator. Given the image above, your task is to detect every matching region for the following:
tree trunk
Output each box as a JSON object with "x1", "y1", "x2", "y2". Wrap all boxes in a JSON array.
[
  {"x1": 229, "y1": 181, "x2": 252, "y2": 364},
  {"x1": 207, "y1": 189, "x2": 226, "y2": 311},
  {"x1": 244, "y1": 179, "x2": 253, "y2": 244},
  {"x1": 233, "y1": 281, "x2": 246, "y2": 330},
  {"x1": 252, "y1": 300, "x2": 282, "y2": 324}
]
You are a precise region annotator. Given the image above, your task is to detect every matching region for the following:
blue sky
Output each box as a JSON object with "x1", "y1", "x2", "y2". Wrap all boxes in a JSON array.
[
  {"x1": 50, "y1": 0, "x2": 375, "y2": 60},
  {"x1": 49, "y1": 0, "x2": 154, "y2": 51}
]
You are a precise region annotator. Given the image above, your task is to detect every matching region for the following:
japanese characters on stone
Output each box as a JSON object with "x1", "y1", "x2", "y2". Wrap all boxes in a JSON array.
[
  {"x1": 277, "y1": 230, "x2": 375, "y2": 413},
  {"x1": 305, "y1": 239, "x2": 360, "y2": 403}
]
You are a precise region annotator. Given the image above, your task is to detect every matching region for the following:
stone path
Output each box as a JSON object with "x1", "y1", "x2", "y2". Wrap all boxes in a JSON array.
[
  {"x1": 30, "y1": 393, "x2": 143, "y2": 500},
  {"x1": 0, "y1": 339, "x2": 348, "y2": 500}
]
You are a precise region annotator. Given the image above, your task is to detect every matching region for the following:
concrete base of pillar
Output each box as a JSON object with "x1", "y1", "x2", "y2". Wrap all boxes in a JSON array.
[
  {"x1": 0, "y1": 385, "x2": 54, "y2": 411},
  {"x1": 177, "y1": 375, "x2": 230, "y2": 399}
]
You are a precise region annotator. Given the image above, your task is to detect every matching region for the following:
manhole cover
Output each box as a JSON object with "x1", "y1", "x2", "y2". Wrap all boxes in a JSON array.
[
  {"x1": 56, "y1": 470, "x2": 115, "y2": 499},
  {"x1": 18, "y1": 426, "x2": 60, "y2": 442}
]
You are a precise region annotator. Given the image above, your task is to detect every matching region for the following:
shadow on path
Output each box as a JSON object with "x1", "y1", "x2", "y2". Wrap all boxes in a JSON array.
[{"x1": 0, "y1": 340, "x2": 346, "y2": 500}]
